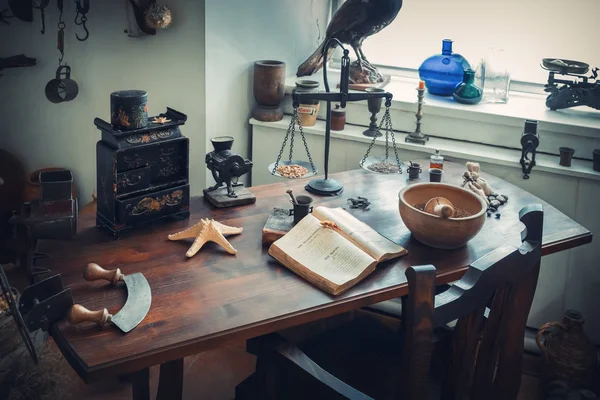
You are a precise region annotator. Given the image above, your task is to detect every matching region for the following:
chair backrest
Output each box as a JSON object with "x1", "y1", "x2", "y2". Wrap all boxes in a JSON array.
[{"x1": 401, "y1": 204, "x2": 544, "y2": 400}]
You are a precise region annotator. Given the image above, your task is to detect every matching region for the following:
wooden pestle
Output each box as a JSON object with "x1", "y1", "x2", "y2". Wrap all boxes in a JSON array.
[
  {"x1": 68, "y1": 304, "x2": 112, "y2": 327},
  {"x1": 425, "y1": 197, "x2": 455, "y2": 218},
  {"x1": 84, "y1": 263, "x2": 124, "y2": 286},
  {"x1": 286, "y1": 189, "x2": 298, "y2": 204}
]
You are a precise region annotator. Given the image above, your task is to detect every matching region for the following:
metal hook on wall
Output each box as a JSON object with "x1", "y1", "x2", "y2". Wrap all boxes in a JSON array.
[
  {"x1": 32, "y1": 0, "x2": 50, "y2": 34},
  {"x1": 75, "y1": 15, "x2": 88, "y2": 41},
  {"x1": 74, "y1": 0, "x2": 90, "y2": 41}
]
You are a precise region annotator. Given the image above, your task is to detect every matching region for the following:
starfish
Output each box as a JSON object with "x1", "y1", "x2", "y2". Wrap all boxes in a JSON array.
[
  {"x1": 168, "y1": 219, "x2": 243, "y2": 257},
  {"x1": 152, "y1": 116, "x2": 171, "y2": 124}
]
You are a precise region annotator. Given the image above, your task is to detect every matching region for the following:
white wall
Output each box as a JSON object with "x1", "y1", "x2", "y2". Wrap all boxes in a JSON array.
[
  {"x1": 0, "y1": 0, "x2": 206, "y2": 200},
  {"x1": 204, "y1": 0, "x2": 330, "y2": 186}
]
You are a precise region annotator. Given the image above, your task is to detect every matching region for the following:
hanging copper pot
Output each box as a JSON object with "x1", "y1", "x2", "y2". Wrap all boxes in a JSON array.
[
  {"x1": 537, "y1": 310, "x2": 598, "y2": 389},
  {"x1": 45, "y1": 65, "x2": 79, "y2": 103}
]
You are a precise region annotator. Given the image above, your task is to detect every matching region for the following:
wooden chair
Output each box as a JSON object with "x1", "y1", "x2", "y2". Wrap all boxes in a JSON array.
[{"x1": 239, "y1": 204, "x2": 544, "y2": 400}]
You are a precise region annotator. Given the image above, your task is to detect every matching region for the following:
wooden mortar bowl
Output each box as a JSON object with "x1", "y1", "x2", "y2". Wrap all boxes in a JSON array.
[{"x1": 399, "y1": 183, "x2": 486, "y2": 249}]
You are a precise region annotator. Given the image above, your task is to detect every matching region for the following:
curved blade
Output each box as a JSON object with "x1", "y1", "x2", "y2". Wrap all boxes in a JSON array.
[{"x1": 112, "y1": 273, "x2": 151, "y2": 333}]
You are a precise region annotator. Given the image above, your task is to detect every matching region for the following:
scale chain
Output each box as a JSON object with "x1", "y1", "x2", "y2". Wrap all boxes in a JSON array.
[
  {"x1": 359, "y1": 105, "x2": 402, "y2": 173},
  {"x1": 272, "y1": 106, "x2": 317, "y2": 175},
  {"x1": 360, "y1": 133, "x2": 378, "y2": 167},
  {"x1": 272, "y1": 109, "x2": 296, "y2": 174},
  {"x1": 288, "y1": 116, "x2": 295, "y2": 162},
  {"x1": 382, "y1": 106, "x2": 402, "y2": 169},
  {"x1": 296, "y1": 117, "x2": 317, "y2": 173}
]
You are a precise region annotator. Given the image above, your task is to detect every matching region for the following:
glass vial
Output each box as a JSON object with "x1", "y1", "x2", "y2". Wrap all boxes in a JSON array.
[{"x1": 430, "y1": 150, "x2": 444, "y2": 170}]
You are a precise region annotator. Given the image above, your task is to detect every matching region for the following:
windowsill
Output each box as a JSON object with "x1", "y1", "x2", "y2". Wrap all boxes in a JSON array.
[
  {"x1": 285, "y1": 71, "x2": 600, "y2": 139},
  {"x1": 250, "y1": 116, "x2": 600, "y2": 182}
]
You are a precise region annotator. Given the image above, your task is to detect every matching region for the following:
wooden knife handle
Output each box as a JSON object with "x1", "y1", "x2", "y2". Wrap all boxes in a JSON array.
[
  {"x1": 68, "y1": 304, "x2": 112, "y2": 327},
  {"x1": 84, "y1": 263, "x2": 124, "y2": 285}
]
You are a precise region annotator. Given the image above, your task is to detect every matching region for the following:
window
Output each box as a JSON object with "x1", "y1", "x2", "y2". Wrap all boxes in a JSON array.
[{"x1": 333, "y1": 0, "x2": 599, "y2": 85}]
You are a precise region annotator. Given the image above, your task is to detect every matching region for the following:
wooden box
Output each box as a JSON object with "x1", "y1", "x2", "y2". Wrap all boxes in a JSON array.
[{"x1": 95, "y1": 108, "x2": 190, "y2": 238}]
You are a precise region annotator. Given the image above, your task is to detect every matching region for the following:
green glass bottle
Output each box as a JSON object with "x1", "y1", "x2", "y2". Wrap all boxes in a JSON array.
[{"x1": 453, "y1": 69, "x2": 482, "y2": 105}]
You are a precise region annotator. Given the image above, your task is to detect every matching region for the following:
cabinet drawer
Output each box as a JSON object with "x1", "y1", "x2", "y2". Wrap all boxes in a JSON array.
[
  {"x1": 115, "y1": 139, "x2": 188, "y2": 172},
  {"x1": 116, "y1": 184, "x2": 189, "y2": 223},
  {"x1": 150, "y1": 156, "x2": 187, "y2": 183},
  {"x1": 115, "y1": 167, "x2": 151, "y2": 195}
]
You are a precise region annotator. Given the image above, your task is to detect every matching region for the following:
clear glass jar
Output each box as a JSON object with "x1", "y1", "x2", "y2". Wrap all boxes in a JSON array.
[{"x1": 475, "y1": 48, "x2": 511, "y2": 104}]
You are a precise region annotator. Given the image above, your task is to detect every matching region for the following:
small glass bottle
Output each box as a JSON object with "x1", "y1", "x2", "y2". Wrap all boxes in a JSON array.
[
  {"x1": 453, "y1": 69, "x2": 482, "y2": 105},
  {"x1": 430, "y1": 150, "x2": 444, "y2": 170}
]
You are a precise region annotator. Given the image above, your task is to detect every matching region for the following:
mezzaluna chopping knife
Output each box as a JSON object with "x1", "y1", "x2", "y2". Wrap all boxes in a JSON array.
[{"x1": 67, "y1": 263, "x2": 151, "y2": 333}]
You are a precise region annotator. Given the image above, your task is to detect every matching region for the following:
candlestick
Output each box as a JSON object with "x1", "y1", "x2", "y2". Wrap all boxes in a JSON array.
[{"x1": 405, "y1": 81, "x2": 429, "y2": 145}]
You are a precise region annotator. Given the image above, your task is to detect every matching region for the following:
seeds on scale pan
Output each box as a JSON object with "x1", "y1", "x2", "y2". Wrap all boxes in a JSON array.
[
  {"x1": 277, "y1": 164, "x2": 308, "y2": 178},
  {"x1": 367, "y1": 161, "x2": 400, "y2": 174}
]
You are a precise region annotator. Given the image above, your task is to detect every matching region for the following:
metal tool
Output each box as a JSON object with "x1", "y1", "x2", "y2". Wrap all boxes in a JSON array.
[
  {"x1": 32, "y1": 0, "x2": 49, "y2": 34},
  {"x1": 74, "y1": 0, "x2": 89, "y2": 41},
  {"x1": 519, "y1": 119, "x2": 540, "y2": 179},
  {"x1": 67, "y1": 263, "x2": 151, "y2": 333},
  {"x1": 205, "y1": 136, "x2": 253, "y2": 198},
  {"x1": 542, "y1": 58, "x2": 599, "y2": 111},
  {"x1": 19, "y1": 273, "x2": 73, "y2": 333}
]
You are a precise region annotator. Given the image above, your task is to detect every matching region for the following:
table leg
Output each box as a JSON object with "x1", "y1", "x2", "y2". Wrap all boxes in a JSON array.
[
  {"x1": 131, "y1": 368, "x2": 150, "y2": 400},
  {"x1": 157, "y1": 358, "x2": 184, "y2": 400}
]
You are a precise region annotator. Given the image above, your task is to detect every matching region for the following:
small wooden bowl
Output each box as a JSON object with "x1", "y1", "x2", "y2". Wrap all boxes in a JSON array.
[{"x1": 399, "y1": 183, "x2": 487, "y2": 249}]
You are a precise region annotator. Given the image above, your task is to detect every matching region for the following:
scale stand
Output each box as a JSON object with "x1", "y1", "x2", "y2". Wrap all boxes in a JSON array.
[{"x1": 293, "y1": 39, "x2": 397, "y2": 195}]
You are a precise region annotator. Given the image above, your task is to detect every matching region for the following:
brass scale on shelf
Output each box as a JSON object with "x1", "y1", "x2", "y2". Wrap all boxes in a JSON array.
[{"x1": 268, "y1": 39, "x2": 404, "y2": 196}]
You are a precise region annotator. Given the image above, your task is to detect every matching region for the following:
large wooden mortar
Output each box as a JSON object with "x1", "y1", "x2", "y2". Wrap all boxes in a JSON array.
[{"x1": 399, "y1": 183, "x2": 486, "y2": 249}]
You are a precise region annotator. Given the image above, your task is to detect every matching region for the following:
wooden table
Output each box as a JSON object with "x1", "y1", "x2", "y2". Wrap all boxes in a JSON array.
[{"x1": 42, "y1": 162, "x2": 592, "y2": 399}]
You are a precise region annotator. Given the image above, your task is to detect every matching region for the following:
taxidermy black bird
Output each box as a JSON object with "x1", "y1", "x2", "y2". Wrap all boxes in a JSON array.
[{"x1": 297, "y1": 0, "x2": 403, "y2": 77}]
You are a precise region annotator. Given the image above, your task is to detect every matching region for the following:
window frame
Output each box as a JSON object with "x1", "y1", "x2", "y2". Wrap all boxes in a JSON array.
[{"x1": 328, "y1": 0, "x2": 547, "y2": 95}]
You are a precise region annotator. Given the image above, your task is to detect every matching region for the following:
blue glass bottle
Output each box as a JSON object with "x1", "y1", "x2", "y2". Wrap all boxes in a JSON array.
[
  {"x1": 453, "y1": 69, "x2": 482, "y2": 104},
  {"x1": 418, "y1": 39, "x2": 471, "y2": 96}
]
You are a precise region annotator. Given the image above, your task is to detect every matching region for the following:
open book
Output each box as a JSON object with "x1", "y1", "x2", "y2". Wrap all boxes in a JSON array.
[{"x1": 268, "y1": 206, "x2": 408, "y2": 295}]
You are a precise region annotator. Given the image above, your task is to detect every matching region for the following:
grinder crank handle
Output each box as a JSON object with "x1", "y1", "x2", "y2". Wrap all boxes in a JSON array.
[
  {"x1": 67, "y1": 304, "x2": 113, "y2": 328},
  {"x1": 84, "y1": 263, "x2": 124, "y2": 285}
]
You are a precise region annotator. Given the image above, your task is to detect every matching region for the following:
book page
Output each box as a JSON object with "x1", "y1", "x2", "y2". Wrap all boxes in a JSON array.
[
  {"x1": 269, "y1": 214, "x2": 376, "y2": 290},
  {"x1": 312, "y1": 207, "x2": 407, "y2": 262}
]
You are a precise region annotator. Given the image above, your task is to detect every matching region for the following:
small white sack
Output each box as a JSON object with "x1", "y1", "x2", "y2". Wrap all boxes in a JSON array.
[
  {"x1": 466, "y1": 162, "x2": 494, "y2": 196},
  {"x1": 462, "y1": 171, "x2": 489, "y2": 205}
]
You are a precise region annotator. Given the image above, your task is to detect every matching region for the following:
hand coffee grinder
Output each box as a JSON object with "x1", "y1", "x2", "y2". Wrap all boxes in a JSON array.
[{"x1": 203, "y1": 136, "x2": 255, "y2": 208}]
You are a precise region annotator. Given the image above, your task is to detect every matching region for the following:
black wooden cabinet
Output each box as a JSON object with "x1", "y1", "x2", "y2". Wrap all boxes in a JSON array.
[{"x1": 95, "y1": 108, "x2": 190, "y2": 237}]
